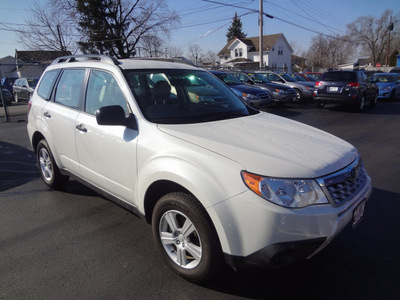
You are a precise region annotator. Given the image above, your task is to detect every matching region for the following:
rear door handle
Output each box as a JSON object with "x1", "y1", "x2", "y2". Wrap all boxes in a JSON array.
[
  {"x1": 76, "y1": 124, "x2": 87, "y2": 132},
  {"x1": 43, "y1": 111, "x2": 51, "y2": 118}
]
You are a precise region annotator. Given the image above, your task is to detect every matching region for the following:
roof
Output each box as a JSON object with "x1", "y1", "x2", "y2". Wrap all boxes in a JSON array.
[
  {"x1": 15, "y1": 50, "x2": 72, "y2": 63},
  {"x1": 218, "y1": 33, "x2": 285, "y2": 56}
]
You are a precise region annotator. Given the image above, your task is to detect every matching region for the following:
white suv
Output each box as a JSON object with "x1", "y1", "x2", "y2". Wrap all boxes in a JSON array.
[{"x1": 27, "y1": 55, "x2": 372, "y2": 282}]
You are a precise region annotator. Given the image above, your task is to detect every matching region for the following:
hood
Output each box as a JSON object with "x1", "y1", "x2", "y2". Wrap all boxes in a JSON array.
[
  {"x1": 258, "y1": 82, "x2": 292, "y2": 90},
  {"x1": 158, "y1": 112, "x2": 358, "y2": 178},
  {"x1": 231, "y1": 84, "x2": 268, "y2": 94},
  {"x1": 376, "y1": 82, "x2": 394, "y2": 89}
]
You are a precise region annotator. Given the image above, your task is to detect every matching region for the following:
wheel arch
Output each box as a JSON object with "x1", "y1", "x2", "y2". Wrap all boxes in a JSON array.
[{"x1": 143, "y1": 180, "x2": 191, "y2": 224}]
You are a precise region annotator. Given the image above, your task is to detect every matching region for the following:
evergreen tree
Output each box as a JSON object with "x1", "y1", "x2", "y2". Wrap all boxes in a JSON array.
[
  {"x1": 226, "y1": 13, "x2": 247, "y2": 42},
  {"x1": 75, "y1": 0, "x2": 180, "y2": 58}
]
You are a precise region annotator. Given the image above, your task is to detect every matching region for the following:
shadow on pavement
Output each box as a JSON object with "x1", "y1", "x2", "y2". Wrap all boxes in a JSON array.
[
  {"x1": 0, "y1": 141, "x2": 39, "y2": 192},
  {"x1": 202, "y1": 187, "x2": 400, "y2": 299}
]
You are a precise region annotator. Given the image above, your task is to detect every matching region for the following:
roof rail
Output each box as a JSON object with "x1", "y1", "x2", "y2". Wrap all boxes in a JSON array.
[
  {"x1": 51, "y1": 54, "x2": 120, "y2": 66},
  {"x1": 127, "y1": 57, "x2": 197, "y2": 67}
]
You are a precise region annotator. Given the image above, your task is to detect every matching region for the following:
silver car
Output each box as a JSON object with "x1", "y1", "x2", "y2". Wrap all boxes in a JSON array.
[{"x1": 257, "y1": 71, "x2": 315, "y2": 102}]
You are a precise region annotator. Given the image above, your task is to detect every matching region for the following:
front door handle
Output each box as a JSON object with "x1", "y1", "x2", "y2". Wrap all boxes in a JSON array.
[
  {"x1": 76, "y1": 124, "x2": 87, "y2": 132},
  {"x1": 43, "y1": 111, "x2": 51, "y2": 118}
]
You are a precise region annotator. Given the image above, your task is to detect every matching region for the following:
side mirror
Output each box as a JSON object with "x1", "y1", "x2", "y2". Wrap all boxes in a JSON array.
[{"x1": 96, "y1": 105, "x2": 137, "y2": 130}]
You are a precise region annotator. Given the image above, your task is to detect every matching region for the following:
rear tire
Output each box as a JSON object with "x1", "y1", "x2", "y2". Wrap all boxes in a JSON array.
[
  {"x1": 293, "y1": 89, "x2": 302, "y2": 103},
  {"x1": 37, "y1": 140, "x2": 69, "y2": 189},
  {"x1": 152, "y1": 192, "x2": 223, "y2": 283}
]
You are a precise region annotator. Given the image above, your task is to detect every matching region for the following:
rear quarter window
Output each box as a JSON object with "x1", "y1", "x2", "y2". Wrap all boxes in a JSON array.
[{"x1": 37, "y1": 70, "x2": 61, "y2": 100}]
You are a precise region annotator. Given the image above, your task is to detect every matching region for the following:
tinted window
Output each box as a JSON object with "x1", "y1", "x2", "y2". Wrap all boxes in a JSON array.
[
  {"x1": 54, "y1": 69, "x2": 86, "y2": 109},
  {"x1": 212, "y1": 73, "x2": 242, "y2": 86},
  {"x1": 27, "y1": 78, "x2": 39, "y2": 88},
  {"x1": 37, "y1": 70, "x2": 60, "y2": 100},
  {"x1": 124, "y1": 69, "x2": 255, "y2": 124},
  {"x1": 85, "y1": 70, "x2": 128, "y2": 115},
  {"x1": 321, "y1": 72, "x2": 357, "y2": 82}
]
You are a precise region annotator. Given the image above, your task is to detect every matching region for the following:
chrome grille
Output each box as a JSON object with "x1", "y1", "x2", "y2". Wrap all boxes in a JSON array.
[
  {"x1": 258, "y1": 93, "x2": 271, "y2": 100},
  {"x1": 318, "y1": 157, "x2": 368, "y2": 206}
]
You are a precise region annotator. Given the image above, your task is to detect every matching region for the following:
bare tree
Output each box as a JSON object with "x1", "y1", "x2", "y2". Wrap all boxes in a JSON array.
[
  {"x1": 347, "y1": 10, "x2": 400, "y2": 66},
  {"x1": 202, "y1": 50, "x2": 219, "y2": 65},
  {"x1": 162, "y1": 44, "x2": 183, "y2": 58},
  {"x1": 138, "y1": 35, "x2": 163, "y2": 57},
  {"x1": 17, "y1": 0, "x2": 75, "y2": 53},
  {"x1": 187, "y1": 44, "x2": 203, "y2": 65},
  {"x1": 307, "y1": 34, "x2": 354, "y2": 69}
]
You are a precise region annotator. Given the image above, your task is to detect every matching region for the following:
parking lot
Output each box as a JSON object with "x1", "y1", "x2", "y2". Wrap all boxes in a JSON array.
[{"x1": 1, "y1": 100, "x2": 400, "y2": 299}]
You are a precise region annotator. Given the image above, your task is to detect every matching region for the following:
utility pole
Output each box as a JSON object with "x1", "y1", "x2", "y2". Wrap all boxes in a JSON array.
[
  {"x1": 259, "y1": 0, "x2": 263, "y2": 69},
  {"x1": 385, "y1": 16, "x2": 394, "y2": 67}
]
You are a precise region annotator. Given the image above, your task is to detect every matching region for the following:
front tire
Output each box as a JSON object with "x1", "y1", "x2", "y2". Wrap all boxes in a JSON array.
[
  {"x1": 293, "y1": 89, "x2": 302, "y2": 102},
  {"x1": 152, "y1": 192, "x2": 222, "y2": 283},
  {"x1": 37, "y1": 140, "x2": 69, "y2": 189}
]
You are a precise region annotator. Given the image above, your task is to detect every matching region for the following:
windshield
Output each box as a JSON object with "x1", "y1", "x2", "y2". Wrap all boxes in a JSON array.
[
  {"x1": 279, "y1": 73, "x2": 297, "y2": 82},
  {"x1": 212, "y1": 72, "x2": 243, "y2": 86},
  {"x1": 28, "y1": 78, "x2": 39, "y2": 88},
  {"x1": 292, "y1": 74, "x2": 307, "y2": 82},
  {"x1": 124, "y1": 69, "x2": 257, "y2": 124},
  {"x1": 372, "y1": 74, "x2": 398, "y2": 83},
  {"x1": 247, "y1": 73, "x2": 272, "y2": 83}
]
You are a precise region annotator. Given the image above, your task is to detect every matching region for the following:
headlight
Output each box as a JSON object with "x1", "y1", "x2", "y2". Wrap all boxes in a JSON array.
[
  {"x1": 275, "y1": 88, "x2": 286, "y2": 94},
  {"x1": 241, "y1": 171, "x2": 328, "y2": 208},
  {"x1": 242, "y1": 93, "x2": 258, "y2": 99},
  {"x1": 383, "y1": 86, "x2": 392, "y2": 91}
]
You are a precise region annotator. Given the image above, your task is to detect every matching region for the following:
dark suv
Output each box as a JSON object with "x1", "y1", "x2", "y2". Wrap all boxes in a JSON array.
[{"x1": 313, "y1": 70, "x2": 378, "y2": 111}]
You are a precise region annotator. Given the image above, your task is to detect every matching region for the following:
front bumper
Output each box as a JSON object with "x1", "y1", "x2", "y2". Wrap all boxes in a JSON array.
[
  {"x1": 207, "y1": 173, "x2": 372, "y2": 270},
  {"x1": 377, "y1": 89, "x2": 393, "y2": 99},
  {"x1": 272, "y1": 92, "x2": 296, "y2": 103}
]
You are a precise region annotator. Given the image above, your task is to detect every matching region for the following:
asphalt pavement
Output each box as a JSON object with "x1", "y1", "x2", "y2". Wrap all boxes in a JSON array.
[{"x1": 1, "y1": 100, "x2": 400, "y2": 299}]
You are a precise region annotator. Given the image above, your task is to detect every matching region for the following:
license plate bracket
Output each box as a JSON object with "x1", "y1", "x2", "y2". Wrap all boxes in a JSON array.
[{"x1": 329, "y1": 87, "x2": 339, "y2": 92}]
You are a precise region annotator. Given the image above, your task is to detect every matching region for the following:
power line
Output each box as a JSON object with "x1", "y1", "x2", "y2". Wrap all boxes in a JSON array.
[{"x1": 200, "y1": 0, "x2": 356, "y2": 43}]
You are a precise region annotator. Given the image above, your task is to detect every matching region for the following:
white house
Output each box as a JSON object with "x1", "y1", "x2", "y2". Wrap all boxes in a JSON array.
[{"x1": 217, "y1": 33, "x2": 293, "y2": 72}]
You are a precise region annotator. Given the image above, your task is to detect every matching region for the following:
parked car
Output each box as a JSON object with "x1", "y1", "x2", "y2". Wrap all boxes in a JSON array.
[
  {"x1": 1, "y1": 77, "x2": 17, "y2": 94},
  {"x1": 209, "y1": 70, "x2": 273, "y2": 108},
  {"x1": 27, "y1": 55, "x2": 372, "y2": 283},
  {"x1": 313, "y1": 70, "x2": 378, "y2": 110},
  {"x1": 295, "y1": 73, "x2": 317, "y2": 82},
  {"x1": 226, "y1": 71, "x2": 297, "y2": 104},
  {"x1": 13, "y1": 77, "x2": 39, "y2": 102},
  {"x1": 372, "y1": 72, "x2": 400, "y2": 100},
  {"x1": 1, "y1": 88, "x2": 13, "y2": 106},
  {"x1": 257, "y1": 71, "x2": 315, "y2": 102},
  {"x1": 306, "y1": 72, "x2": 322, "y2": 80}
]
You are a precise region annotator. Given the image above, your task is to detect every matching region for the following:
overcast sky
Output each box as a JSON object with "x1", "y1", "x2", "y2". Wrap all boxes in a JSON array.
[{"x1": 0, "y1": 0, "x2": 398, "y2": 59}]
